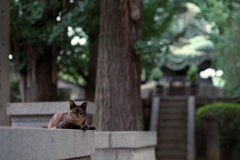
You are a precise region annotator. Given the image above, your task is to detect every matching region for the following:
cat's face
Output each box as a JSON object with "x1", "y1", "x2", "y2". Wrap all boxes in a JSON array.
[{"x1": 68, "y1": 100, "x2": 87, "y2": 121}]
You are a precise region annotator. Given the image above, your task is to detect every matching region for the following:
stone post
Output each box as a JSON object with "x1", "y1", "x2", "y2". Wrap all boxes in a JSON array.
[
  {"x1": 0, "y1": 0, "x2": 10, "y2": 126},
  {"x1": 187, "y1": 96, "x2": 196, "y2": 160},
  {"x1": 205, "y1": 114, "x2": 220, "y2": 160},
  {"x1": 150, "y1": 96, "x2": 160, "y2": 131}
]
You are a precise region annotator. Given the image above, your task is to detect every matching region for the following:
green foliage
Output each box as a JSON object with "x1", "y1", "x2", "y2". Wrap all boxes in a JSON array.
[
  {"x1": 10, "y1": 0, "x2": 188, "y2": 86},
  {"x1": 217, "y1": 8, "x2": 240, "y2": 96},
  {"x1": 10, "y1": 0, "x2": 100, "y2": 86},
  {"x1": 10, "y1": 0, "x2": 61, "y2": 51},
  {"x1": 186, "y1": 65, "x2": 198, "y2": 83},
  {"x1": 142, "y1": 0, "x2": 187, "y2": 41},
  {"x1": 137, "y1": 0, "x2": 187, "y2": 82},
  {"x1": 197, "y1": 102, "x2": 240, "y2": 160},
  {"x1": 233, "y1": 87, "x2": 240, "y2": 99},
  {"x1": 150, "y1": 67, "x2": 163, "y2": 81},
  {"x1": 10, "y1": 75, "x2": 21, "y2": 102},
  {"x1": 188, "y1": 0, "x2": 240, "y2": 97},
  {"x1": 134, "y1": 40, "x2": 168, "y2": 82},
  {"x1": 56, "y1": 0, "x2": 100, "y2": 85}
]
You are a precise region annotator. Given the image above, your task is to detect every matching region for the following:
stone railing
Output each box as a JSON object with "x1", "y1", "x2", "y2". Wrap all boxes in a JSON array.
[
  {"x1": 7, "y1": 101, "x2": 95, "y2": 128},
  {"x1": 6, "y1": 102, "x2": 158, "y2": 160},
  {"x1": 92, "y1": 131, "x2": 157, "y2": 160},
  {"x1": 0, "y1": 126, "x2": 95, "y2": 160}
]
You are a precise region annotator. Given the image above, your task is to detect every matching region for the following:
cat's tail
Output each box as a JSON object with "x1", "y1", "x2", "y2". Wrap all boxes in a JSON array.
[
  {"x1": 41, "y1": 125, "x2": 48, "y2": 128},
  {"x1": 88, "y1": 125, "x2": 96, "y2": 130}
]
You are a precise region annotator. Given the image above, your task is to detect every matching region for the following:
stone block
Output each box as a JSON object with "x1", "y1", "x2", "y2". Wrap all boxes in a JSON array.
[
  {"x1": 110, "y1": 131, "x2": 157, "y2": 148},
  {"x1": 95, "y1": 132, "x2": 110, "y2": 148},
  {"x1": 92, "y1": 131, "x2": 157, "y2": 160},
  {"x1": 7, "y1": 101, "x2": 95, "y2": 128},
  {"x1": 0, "y1": 126, "x2": 95, "y2": 160},
  {"x1": 8, "y1": 101, "x2": 95, "y2": 115},
  {"x1": 11, "y1": 116, "x2": 52, "y2": 128}
]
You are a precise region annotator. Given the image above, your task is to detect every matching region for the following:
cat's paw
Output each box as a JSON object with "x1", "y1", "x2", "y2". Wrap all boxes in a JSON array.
[{"x1": 82, "y1": 125, "x2": 88, "y2": 131}]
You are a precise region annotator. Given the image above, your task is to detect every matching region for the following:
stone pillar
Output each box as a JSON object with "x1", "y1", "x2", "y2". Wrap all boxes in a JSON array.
[
  {"x1": 187, "y1": 96, "x2": 196, "y2": 160},
  {"x1": 149, "y1": 96, "x2": 160, "y2": 131},
  {"x1": 205, "y1": 114, "x2": 220, "y2": 160},
  {"x1": 0, "y1": 0, "x2": 10, "y2": 126}
]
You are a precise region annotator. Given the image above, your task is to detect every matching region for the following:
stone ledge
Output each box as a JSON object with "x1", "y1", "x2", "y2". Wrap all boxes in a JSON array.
[
  {"x1": 95, "y1": 132, "x2": 110, "y2": 148},
  {"x1": 95, "y1": 131, "x2": 157, "y2": 149},
  {"x1": 93, "y1": 131, "x2": 157, "y2": 160},
  {"x1": 0, "y1": 127, "x2": 95, "y2": 160},
  {"x1": 110, "y1": 131, "x2": 157, "y2": 148},
  {"x1": 7, "y1": 101, "x2": 95, "y2": 115}
]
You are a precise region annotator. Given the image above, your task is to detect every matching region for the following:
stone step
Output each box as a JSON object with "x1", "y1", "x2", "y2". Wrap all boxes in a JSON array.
[
  {"x1": 157, "y1": 129, "x2": 187, "y2": 134},
  {"x1": 156, "y1": 151, "x2": 186, "y2": 159},
  {"x1": 160, "y1": 96, "x2": 187, "y2": 101},
  {"x1": 157, "y1": 159, "x2": 186, "y2": 160},
  {"x1": 158, "y1": 135, "x2": 186, "y2": 141},
  {"x1": 156, "y1": 97, "x2": 188, "y2": 160},
  {"x1": 158, "y1": 126, "x2": 186, "y2": 130},
  {"x1": 158, "y1": 121, "x2": 186, "y2": 127},
  {"x1": 159, "y1": 118, "x2": 187, "y2": 123},
  {"x1": 160, "y1": 114, "x2": 187, "y2": 120},
  {"x1": 160, "y1": 108, "x2": 187, "y2": 113},
  {"x1": 159, "y1": 115, "x2": 187, "y2": 120},
  {"x1": 158, "y1": 131, "x2": 187, "y2": 137},
  {"x1": 157, "y1": 143, "x2": 186, "y2": 151},
  {"x1": 157, "y1": 133, "x2": 186, "y2": 139},
  {"x1": 160, "y1": 101, "x2": 187, "y2": 108},
  {"x1": 157, "y1": 138, "x2": 186, "y2": 144}
]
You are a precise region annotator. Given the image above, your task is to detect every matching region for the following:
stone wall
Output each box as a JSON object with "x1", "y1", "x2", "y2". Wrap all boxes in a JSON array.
[
  {"x1": 0, "y1": 127, "x2": 95, "y2": 160},
  {"x1": 6, "y1": 102, "x2": 158, "y2": 160},
  {"x1": 92, "y1": 131, "x2": 157, "y2": 160}
]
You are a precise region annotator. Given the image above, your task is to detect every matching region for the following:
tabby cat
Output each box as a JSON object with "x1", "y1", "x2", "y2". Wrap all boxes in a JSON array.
[{"x1": 47, "y1": 100, "x2": 95, "y2": 131}]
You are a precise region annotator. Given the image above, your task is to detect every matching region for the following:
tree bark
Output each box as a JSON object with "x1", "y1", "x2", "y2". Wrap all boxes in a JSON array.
[
  {"x1": 93, "y1": 0, "x2": 143, "y2": 131},
  {"x1": 23, "y1": 46, "x2": 58, "y2": 102},
  {"x1": 84, "y1": 33, "x2": 99, "y2": 102}
]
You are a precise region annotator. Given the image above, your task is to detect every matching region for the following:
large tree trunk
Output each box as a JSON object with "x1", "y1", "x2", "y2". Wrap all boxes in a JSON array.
[
  {"x1": 84, "y1": 33, "x2": 99, "y2": 102},
  {"x1": 83, "y1": 33, "x2": 99, "y2": 125},
  {"x1": 93, "y1": 0, "x2": 143, "y2": 131}
]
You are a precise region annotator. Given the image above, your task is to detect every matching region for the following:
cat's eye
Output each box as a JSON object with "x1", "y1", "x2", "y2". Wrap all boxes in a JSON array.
[{"x1": 80, "y1": 110, "x2": 83, "y2": 114}]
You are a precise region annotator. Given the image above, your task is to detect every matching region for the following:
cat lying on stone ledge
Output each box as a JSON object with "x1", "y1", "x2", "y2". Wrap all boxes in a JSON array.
[{"x1": 42, "y1": 100, "x2": 95, "y2": 131}]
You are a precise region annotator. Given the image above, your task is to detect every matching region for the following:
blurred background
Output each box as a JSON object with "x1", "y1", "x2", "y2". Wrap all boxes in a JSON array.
[
  {"x1": 2, "y1": 0, "x2": 240, "y2": 160},
  {"x1": 9, "y1": 0, "x2": 239, "y2": 103}
]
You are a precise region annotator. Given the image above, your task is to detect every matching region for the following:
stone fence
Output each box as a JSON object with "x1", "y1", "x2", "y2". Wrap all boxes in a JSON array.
[
  {"x1": 7, "y1": 101, "x2": 95, "y2": 128},
  {"x1": 4, "y1": 101, "x2": 157, "y2": 160},
  {"x1": 0, "y1": 127, "x2": 95, "y2": 160}
]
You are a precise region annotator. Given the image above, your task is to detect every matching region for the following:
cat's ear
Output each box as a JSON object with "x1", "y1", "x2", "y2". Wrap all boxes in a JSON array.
[
  {"x1": 81, "y1": 101, "x2": 87, "y2": 110},
  {"x1": 70, "y1": 100, "x2": 76, "y2": 110}
]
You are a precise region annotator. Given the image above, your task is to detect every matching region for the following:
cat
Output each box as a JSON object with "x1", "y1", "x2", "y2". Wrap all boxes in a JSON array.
[{"x1": 45, "y1": 100, "x2": 95, "y2": 131}]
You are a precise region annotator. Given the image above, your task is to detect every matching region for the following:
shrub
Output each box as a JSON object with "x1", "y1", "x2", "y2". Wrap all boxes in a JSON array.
[
  {"x1": 150, "y1": 67, "x2": 163, "y2": 81},
  {"x1": 196, "y1": 102, "x2": 240, "y2": 160},
  {"x1": 186, "y1": 65, "x2": 198, "y2": 83}
]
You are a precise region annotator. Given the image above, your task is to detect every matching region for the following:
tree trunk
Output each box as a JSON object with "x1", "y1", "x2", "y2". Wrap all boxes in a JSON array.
[
  {"x1": 93, "y1": 0, "x2": 143, "y2": 131},
  {"x1": 84, "y1": 33, "x2": 99, "y2": 102},
  {"x1": 20, "y1": 46, "x2": 58, "y2": 102}
]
